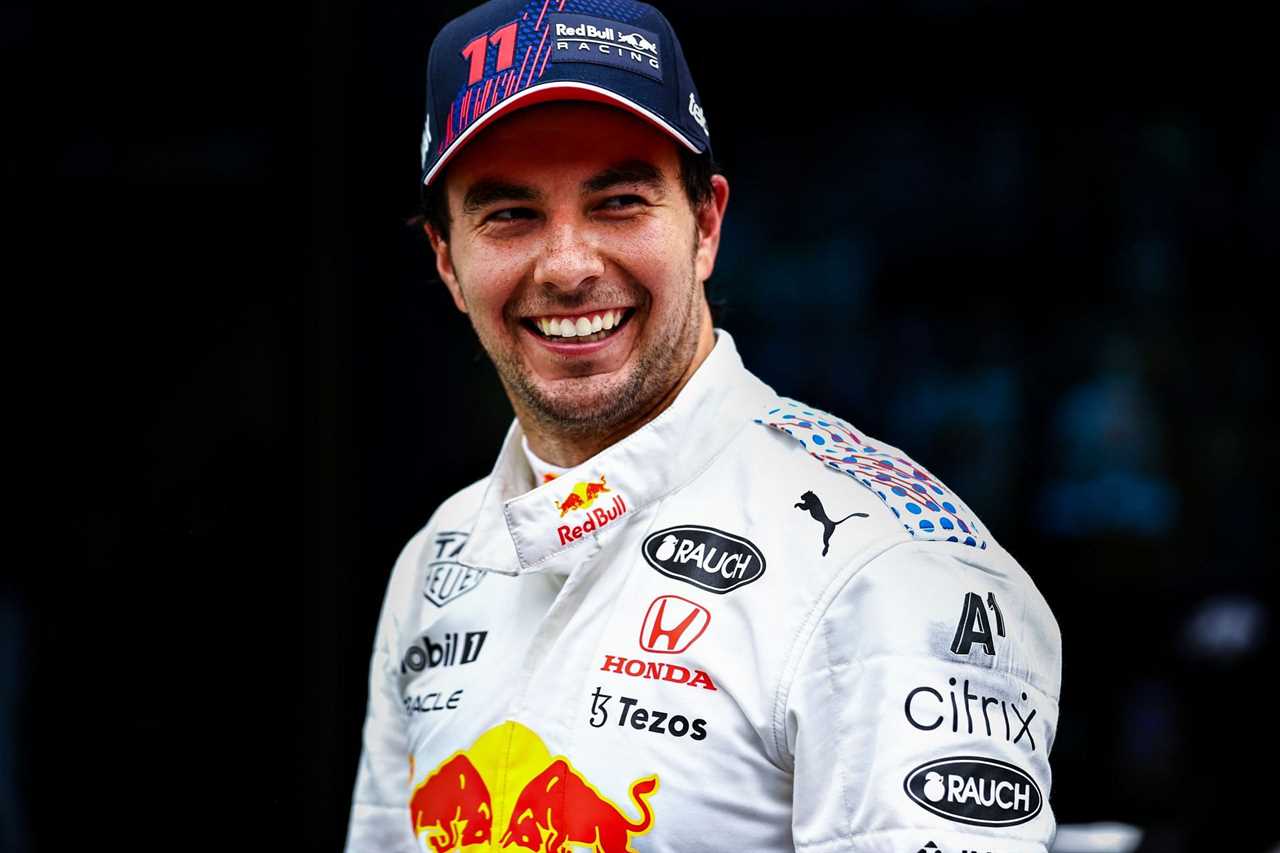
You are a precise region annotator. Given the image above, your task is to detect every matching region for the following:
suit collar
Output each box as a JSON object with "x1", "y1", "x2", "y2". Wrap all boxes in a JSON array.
[{"x1": 455, "y1": 329, "x2": 774, "y2": 577}]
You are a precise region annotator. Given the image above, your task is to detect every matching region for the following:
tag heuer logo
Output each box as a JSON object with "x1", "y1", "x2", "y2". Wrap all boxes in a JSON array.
[{"x1": 422, "y1": 530, "x2": 485, "y2": 607}]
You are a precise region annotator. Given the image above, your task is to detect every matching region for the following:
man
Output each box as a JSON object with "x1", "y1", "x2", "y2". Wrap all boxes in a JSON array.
[{"x1": 346, "y1": 1, "x2": 1061, "y2": 851}]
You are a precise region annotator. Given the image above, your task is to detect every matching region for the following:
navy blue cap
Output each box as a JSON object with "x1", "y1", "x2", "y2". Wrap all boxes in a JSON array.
[{"x1": 420, "y1": 0, "x2": 711, "y2": 188}]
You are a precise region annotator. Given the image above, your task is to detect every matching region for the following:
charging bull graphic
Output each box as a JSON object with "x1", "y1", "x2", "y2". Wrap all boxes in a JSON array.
[
  {"x1": 555, "y1": 475, "x2": 611, "y2": 517},
  {"x1": 616, "y1": 32, "x2": 658, "y2": 55},
  {"x1": 411, "y1": 754, "x2": 493, "y2": 852},
  {"x1": 410, "y1": 722, "x2": 658, "y2": 852},
  {"x1": 500, "y1": 759, "x2": 657, "y2": 853}
]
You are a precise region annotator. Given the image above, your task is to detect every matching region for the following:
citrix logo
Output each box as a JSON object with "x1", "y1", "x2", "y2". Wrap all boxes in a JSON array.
[{"x1": 904, "y1": 676, "x2": 1038, "y2": 750}]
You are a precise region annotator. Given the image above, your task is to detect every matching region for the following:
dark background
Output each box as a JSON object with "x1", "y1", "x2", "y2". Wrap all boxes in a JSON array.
[{"x1": 22, "y1": 1, "x2": 1275, "y2": 851}]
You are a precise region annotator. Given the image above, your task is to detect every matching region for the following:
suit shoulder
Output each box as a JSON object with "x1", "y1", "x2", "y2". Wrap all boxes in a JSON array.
[
  {"x1": 750, "y1": 396, "x2": 996, "y2": 552},
  {"x1": 423, "y1": 475, "x2": 490, "y2": 537},
  {"x1": 851, "y1": 538, "x2": 1061, "y2": 702}
]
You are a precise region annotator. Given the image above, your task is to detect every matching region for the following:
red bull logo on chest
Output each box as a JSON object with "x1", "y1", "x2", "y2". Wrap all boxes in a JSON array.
[
  {"x1": 411, "y1": 754, "x2": 493, "y2": 850},
  {"x1": 409, "y1": 722, "x2": 658, "y2": 852}
]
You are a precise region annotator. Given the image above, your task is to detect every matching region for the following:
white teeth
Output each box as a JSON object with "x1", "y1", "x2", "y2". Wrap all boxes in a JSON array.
[{"x1": 531, "y1": 309, "x2": 628, "y2": 339}]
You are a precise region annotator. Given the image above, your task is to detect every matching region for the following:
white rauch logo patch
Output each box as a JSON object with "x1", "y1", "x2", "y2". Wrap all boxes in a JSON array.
[{"x1": 688, "y1": 93, "x2": 709, "y2": 137}]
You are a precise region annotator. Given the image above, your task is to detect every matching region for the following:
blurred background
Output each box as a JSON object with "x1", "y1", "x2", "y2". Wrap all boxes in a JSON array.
[{"x1": 25, "y1": 1, "x2": 1275, "y2": 851}]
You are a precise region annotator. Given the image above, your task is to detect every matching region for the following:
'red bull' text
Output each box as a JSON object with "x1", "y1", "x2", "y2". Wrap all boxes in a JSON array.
[{"x1": 557, "y1": 495, "x2": 628, "y2": 545}]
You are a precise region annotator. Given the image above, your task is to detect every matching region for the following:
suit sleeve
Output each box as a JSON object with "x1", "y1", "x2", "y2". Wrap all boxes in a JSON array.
[
  {"x1": 785, "y1": 539, "x2": 1062, "y2": 852},
  {"x1": 344, "y1": 546, "x2": 419, "y2": 853}
]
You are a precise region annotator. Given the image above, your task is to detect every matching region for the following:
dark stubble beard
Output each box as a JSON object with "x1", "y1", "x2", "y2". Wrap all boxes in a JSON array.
[{"x1": 478, "y1": 261, "x2": 703, "y2": 441}]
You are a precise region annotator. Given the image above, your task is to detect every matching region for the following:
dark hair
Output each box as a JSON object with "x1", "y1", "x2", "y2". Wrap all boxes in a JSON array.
[{"x1": 407, "y1": 146, "x2": 719, "y2": 241}]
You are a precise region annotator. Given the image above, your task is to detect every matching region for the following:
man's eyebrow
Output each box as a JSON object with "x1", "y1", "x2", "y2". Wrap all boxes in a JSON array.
[
  {"x1": 581, "y1": 160, "x2": 666, "y2": 195},
  {"x1": 461, "y1": 180, "x2": 540, "y2": 215}
]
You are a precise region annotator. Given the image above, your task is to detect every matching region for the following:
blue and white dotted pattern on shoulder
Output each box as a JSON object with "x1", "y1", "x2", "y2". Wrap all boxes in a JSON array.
[{"x1": 755, "y1": 399, "x2": 988, "y2": 549}]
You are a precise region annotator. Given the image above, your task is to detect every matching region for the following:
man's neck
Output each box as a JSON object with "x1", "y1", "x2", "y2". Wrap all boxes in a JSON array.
[{"x1": 518, "y1": 320, "x2": 716, "y2": 469}]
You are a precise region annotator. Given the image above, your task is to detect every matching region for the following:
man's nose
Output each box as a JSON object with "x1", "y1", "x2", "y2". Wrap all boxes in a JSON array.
[{"x1": 533, "y1": 220, "x2": 605, "y2": 292}]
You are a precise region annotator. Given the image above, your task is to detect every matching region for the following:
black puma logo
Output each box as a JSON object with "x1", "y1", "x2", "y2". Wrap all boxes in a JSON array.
[{"x1": 795, "y1": 490, "x2": 869, "y2": 556}]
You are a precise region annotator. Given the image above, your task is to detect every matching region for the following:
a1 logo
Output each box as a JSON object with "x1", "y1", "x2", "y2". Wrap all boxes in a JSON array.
[{"x1": 950, "y1": 591, "x2": 1005, "y2": 656}]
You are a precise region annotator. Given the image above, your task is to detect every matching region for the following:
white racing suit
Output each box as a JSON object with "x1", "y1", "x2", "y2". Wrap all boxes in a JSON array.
[{"x1": 346, "y1": 329, "x2": 1062, "y2": 853}]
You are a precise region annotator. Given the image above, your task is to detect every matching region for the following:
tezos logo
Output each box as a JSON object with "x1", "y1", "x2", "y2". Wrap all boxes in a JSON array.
[
  {"x1": 904, "y1": 756, "x2": 1042, "y2": 827},
  {"x1": 642, "y1": 525, "x2": 765, "y2": 593},
  {"x1": 589, "y1": 686, "x2": 707, "y2": 740}
]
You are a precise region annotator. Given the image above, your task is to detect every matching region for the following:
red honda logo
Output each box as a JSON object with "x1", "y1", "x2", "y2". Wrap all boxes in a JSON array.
[{"x1": 639, "y1": 595, "x2": 710, "y2": 654}]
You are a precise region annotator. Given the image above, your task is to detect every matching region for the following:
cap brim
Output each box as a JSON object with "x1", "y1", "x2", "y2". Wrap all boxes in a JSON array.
[{"x1": 421, "y1": 81, "x2": 705, "y2": 188}]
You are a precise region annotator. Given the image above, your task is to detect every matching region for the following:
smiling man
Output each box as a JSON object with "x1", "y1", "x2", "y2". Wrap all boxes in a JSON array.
[
  {"x1": 345, "y1": 2, "x2": 1063, "y2": 852},
  {"x1": 428, "y1": 102, "x2": 725, "y2": 467}
]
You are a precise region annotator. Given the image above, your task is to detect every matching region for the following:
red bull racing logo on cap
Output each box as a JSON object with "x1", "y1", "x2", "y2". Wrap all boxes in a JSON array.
[
  {"x1": 554, "y1": 475, "x2": 628, "y2": 545},
  {"x1": 550, "y1": 13, "x2": 663, "y2": 82},
  {"x1": 410, "y1": 721, "x2": 658, "y2": 852}
]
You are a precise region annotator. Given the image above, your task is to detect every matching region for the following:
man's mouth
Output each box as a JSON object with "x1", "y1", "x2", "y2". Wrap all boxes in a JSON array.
[{"x1": 522, "y1": 308, "x2": 635, "y2": 345}]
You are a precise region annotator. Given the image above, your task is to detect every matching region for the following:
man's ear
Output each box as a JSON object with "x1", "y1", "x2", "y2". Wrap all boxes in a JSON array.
[
  {"x1": 425, "y1": 222, "x2": 468, "y2": 314},
  {"x1": 693, "y1": 174, "x2": 730, "y2": 285}
]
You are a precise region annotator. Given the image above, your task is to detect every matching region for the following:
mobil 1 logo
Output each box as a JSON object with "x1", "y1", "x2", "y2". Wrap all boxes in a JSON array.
[
  {"x1": 641, "y1": 525, "x2": 765, "y2": 594},
  {"x1": 423, "y1": 530, "x2": 485, "y2": 607},
  {"x1": 401, "y1": 630, "x2": 488, "y2": 674}
]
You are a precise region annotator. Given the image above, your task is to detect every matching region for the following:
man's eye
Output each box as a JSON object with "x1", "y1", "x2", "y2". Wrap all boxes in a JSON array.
[
  {"x1": 600, "y1": 195, "x2": 645, "y2": 210},
  {"x1": 488, "y1": 207, "x2": 535, "y2": 222}
]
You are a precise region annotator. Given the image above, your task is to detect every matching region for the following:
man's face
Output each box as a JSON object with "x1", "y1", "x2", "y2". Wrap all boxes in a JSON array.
[{"x1": 427, "y1": 102, "x2": 727, "y2": 439}]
